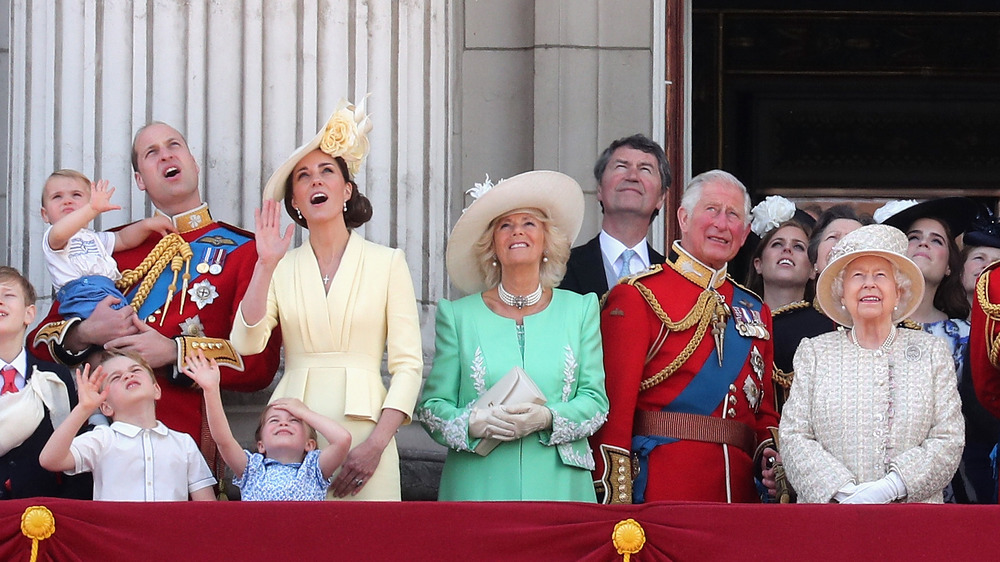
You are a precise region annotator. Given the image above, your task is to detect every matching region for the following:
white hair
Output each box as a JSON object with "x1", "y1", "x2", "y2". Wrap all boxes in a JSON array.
[{"x1": 680, "y1": 169, "x2": 752, "y2": 226}]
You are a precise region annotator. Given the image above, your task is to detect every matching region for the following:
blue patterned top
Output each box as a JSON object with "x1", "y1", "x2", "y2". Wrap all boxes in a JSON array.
[
  {"x1": 233, "y1": 449, "x2": 331, "y2": 501},
  {"x1": 921, "y1": 318, "x2": 970, "y2": 384}
]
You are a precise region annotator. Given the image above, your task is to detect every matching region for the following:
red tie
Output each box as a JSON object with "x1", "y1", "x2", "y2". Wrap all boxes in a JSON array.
[{"x1": 1, "y1": 365, "x2": 18, "y2": 395}]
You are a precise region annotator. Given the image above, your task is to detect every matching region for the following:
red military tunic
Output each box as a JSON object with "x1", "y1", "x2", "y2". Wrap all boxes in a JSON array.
[
  {"x1": 970, "y1": 261, "x2": 1000, "y2": 421},
  {"x1": 591, "y1": 241, "x2": 778, "y2": 503},
  {"x1": 29, "y1": 205, "x2": 282, "y2": 472}
]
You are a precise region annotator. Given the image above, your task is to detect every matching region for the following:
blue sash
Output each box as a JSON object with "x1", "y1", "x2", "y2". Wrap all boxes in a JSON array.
[
  {"x1": 632, "y1": 285, "x2": 757, "y2": 502},
  {"x1": 127, "y1": 226, "x2": 251, "y2": 319}
]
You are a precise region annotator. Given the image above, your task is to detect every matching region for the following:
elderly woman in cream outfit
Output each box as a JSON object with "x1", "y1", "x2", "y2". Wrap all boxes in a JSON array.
[
  {"x1": 780, "y1": 224, "x2": 964, "y2": 503},
  {"x1": 231, "y1": 100, "x2": 422, "y2": 500}
]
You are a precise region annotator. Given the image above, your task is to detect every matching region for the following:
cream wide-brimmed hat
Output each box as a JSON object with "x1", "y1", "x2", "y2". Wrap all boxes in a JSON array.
[
  {"x1": 262, "y1": 98, "x2": 372, "y2": 211},
  {"x1": 445, "y1": 171, "x2": 585, "y2": 295},
  {"x1": 816, "y1": 223, "x2": 925, "y2": 327}
]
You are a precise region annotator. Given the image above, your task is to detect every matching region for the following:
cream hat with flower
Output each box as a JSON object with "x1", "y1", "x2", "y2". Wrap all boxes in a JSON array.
[
  {"x1": 446, "y1": 171, "x2": 584, "y2": 295},
  {"x1": 816, "y1": 223, "x2": 924, "y2": 327},
  {"x1": 262, "y1": 97, "x2": 372, "y2": 204}
]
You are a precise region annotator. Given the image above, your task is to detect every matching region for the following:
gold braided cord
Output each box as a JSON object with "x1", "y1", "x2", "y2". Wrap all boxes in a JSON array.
[
  {"x1": 115, "y1": 234, "x2": 191, "y2": 312},
  {"x1": 772, "y1": 368, "x2": 793, "y2": 389},
  {"x1": 634, "y1": 282, "x2": 717, "y2": 391},
  {"x1": 976, "y1": 269, "x2": 1000, "y2": 369}
]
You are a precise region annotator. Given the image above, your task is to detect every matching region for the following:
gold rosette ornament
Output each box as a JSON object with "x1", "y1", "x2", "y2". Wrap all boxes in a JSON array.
[
  {"x1": 319, "y1": 96, "x2": 373, "y2": 176},
  {"x1": 612, "y1": 518, "x2": 646, "y2": 561},
  {"x1": 21, "y1": 506, "x2": 55, "y2": 562}
]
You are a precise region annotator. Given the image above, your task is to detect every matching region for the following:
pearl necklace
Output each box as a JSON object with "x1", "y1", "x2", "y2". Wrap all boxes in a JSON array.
[
  {"x1": 848, "y1": 325, "x2": 897, "y2": 357},
  {"x1": 497, "y1": 282, "x2": 542, "y2": 310}
]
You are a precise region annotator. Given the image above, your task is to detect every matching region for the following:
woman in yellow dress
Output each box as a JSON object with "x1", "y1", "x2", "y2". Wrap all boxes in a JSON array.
[{"x1": 231, "y1": 100, "x2": 423, "y2": 500}]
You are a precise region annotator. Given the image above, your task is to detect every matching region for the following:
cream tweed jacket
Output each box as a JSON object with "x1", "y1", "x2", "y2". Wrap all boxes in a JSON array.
[{"x1": 780, "y1": 328, "x2": 964, "y2": 503}]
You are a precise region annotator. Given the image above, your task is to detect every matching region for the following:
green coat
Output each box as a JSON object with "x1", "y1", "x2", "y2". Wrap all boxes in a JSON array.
[{"x1": 416, "y1": 289, "x2": 608, "y2": 501}]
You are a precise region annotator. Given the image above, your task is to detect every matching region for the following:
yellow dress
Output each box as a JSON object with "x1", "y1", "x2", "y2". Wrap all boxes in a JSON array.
[{"x1": 231, "y1": 230, "x2": 423, "y2": 500}]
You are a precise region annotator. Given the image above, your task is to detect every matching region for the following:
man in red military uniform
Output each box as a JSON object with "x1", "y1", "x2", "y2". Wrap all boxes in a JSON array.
[
  {"x1": 592, "y1": 169, "x2": 779, "y2": 504},
  {"x1": 29, "y1": 122, "x2": 282, "y2": 476},
  {"x1": 970, "y1": 260, "x2": 1000, "y2": 424}
]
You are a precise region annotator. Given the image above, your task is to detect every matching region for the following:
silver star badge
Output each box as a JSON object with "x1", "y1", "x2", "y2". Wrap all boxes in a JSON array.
[
  {"x1": 179, "y1": 315, "x2": 206, "y2": 337},
  {"x1": 188, "y1": 279, "x2": 218, "y2": 309}
]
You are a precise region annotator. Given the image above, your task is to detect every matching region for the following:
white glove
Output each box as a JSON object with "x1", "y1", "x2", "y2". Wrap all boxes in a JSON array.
[
  {"x1": 496, "y1": 403, "x2": 552, "y2": 439},
  {"x1": 468, "y1": 406, "x2": 517, "y2": 441},
  {"x1": 838, "y1": 472, "x2": 906, "y2": 504}
]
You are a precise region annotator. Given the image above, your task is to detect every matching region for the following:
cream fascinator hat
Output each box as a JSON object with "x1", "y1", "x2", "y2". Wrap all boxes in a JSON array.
[
  {"x1": 446, "y1": 171, "x2": 585, "y2": 295},
  {"x1": 262, "y1": 97, "x2": 373, "y2": 207},
  {"x1": 816, "y1": 223, "x2": 924, "y2": 327}
]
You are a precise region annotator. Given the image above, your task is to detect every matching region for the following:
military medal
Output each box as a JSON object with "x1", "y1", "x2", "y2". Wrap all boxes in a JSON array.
[
  {"x1": 209, "y1": 248, "x2": 227, "y2": 275},
  {"x1": 188, "y1": 279, "x2": 219, "y2": 309},
  {"x1": 196, "y1": 248, "x2": 212, "y2": 274}
]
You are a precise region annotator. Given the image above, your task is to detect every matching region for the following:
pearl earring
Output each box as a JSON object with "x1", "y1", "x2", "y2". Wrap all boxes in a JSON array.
[
  {"x1": 491, "y1": 258, "x2": 498, "y2": 267},
  {"x1": 343, "y1": 201, "x2": 348, "y2": 213},
  {"x1": 296, "y1": 208, "x2": 303, "y2": 220},
  {"x1": 542, "y1": 255, "x2": 549, "y2": 263}
]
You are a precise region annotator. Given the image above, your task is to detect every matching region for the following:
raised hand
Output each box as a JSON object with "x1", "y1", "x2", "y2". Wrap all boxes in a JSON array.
[
  {"x1": 88, "y1": 179, "x2": 121, "y2": 214},
  {"x1": 270, "y1": 397, "x2": 311, "y2": 419},
  {"x1": 74, "y1": 363, "x2": 110, "y2": 412},
  {"x1": 254, "y1": 199, "x2": 295, "y2": 268},
  {"x1": 181, "y1": 349, "x2": 220, "y2": 391}
]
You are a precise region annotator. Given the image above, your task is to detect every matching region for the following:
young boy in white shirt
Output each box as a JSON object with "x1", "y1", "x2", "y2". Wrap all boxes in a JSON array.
[{"x1": 40, "y1": 350, "x2": 216, "y2": 501}]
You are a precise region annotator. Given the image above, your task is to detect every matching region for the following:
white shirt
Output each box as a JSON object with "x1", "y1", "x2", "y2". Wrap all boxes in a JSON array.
[
  {"x1": 68, "y1": 421, "x2": 216, "y2": 501},
  {"x1": 42, "y1": 225, "x2": 120, "y2": 290},
  {"x1": 599, "y1": 230, "x2": 652, "y2": 288},
  {"x1": 1, "y1": 348, "x2": 29, "y2": 391}
]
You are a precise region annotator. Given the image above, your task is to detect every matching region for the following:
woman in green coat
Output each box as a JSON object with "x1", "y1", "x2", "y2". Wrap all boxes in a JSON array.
[{"x1": 416, "y1": 171, "x2": 608, "y2": 501}]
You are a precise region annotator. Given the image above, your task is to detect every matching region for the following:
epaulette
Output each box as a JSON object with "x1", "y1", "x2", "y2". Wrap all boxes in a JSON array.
[
  {"x1": 621, "y1": 264, "x2": 662, "y2": 286},
  {"x1": 771, "y1": 300, "x2": 811, "y2": 317},
  {"x1": 599, "y1": 265, "x2": 662, "y2": 309},
  {"x1": 729, "y1": 277, "x2": 764, "y2": 305},
  {"x1": 216, "y1": 221, "x2": 255, "y2": 239},
  {"x1": 897, "y1": 319, "x2": 923, "y2": 331}
]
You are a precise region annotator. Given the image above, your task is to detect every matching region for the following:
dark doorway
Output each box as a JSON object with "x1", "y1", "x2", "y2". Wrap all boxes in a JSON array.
[{"x1": 692, "y1": 1, "x2": 1000, "y2": 203}]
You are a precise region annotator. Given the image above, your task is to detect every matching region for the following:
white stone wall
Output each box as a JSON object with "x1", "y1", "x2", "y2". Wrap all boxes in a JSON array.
[
  {"x1": 4, "y1": 2, "x2": 670, "y2": 467},
  {"x1": 6, "y1": 0, "x2": 451, "y2": 334}
]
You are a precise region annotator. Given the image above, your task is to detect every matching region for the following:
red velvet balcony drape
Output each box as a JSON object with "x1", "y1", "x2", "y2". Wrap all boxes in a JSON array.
[{"x1": 1, "y1": 499, "x2": 996, "y2": 561}]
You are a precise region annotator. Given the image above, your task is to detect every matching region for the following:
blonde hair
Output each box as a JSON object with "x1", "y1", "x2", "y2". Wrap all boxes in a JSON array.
[
  {"x1": 472, "y1": 208, "x2": 570, "y2": 291},
  {"x1": 41, "y1": 169, "x2": 91, "y2": 206}
]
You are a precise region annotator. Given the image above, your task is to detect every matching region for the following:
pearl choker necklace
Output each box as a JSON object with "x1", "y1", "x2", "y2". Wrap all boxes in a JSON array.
[
  {"x1": 849, "y1": 326, "x2": 897, "y2": 357},
  {"x1": 498, "y1": 282, "x2": 542, "y2": 310}
]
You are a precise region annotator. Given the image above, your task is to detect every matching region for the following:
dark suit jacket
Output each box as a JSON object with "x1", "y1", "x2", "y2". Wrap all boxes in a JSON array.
[
  {"x1": 559, "y1": 234, "x2": 666, "y2": 297},
  {"x1": 0, "y1": 353, "x2": 92, "y2": 500}
]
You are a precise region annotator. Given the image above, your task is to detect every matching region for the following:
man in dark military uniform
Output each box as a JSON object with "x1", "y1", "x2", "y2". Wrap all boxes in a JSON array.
[
  {"x1": 591, "y1": 170, "x2": 778, "y2": 504},
  {"x1": 28, "y1": 123, "x2": 282, "y2": 476}
]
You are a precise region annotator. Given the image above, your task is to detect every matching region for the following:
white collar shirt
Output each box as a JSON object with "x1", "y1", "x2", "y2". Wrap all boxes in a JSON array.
[
  {"x1": 599, "y1": 230, "x2": 651, "y2": 288},
  {"x1": 68, "y1": 421, "x2": 216, "y2": 501},
  {"x1": 1, "y1": 348, "x2": 29, "y2": 391}
]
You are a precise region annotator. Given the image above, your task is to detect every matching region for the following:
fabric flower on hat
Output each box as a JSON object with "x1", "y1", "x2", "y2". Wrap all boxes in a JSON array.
[
  {"x1": 873, "y1": 199, "x2": 917, "y2": 224},
  {"x1": 319, "y1": 97, "x2": 373, "y2": 176},
  {"x1": 463, "y1": 174, "x2": 501, "y2": 214},
  {"x1": 750, "y1": 195, "x2": 796, "y2": 237}
]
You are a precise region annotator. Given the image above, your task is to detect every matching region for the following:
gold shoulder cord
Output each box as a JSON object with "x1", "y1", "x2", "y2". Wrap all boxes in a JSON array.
[
  {"x1": 976, "y1": 269, "x2": 1000, "y2": 369},
  {"x1": 633, "y1": 281, "x2": 717, "y2": 391},
  {"x1": 115, "y1": 234, "x2": 192, "y2": 313}
]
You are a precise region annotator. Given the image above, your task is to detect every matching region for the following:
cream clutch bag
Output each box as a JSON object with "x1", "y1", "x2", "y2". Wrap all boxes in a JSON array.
[{"x1": 472, "y1": 366, "x2": 547, "y2": 456}]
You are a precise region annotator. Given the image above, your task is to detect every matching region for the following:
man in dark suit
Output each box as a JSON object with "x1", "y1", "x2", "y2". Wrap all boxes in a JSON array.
[
  {"x1": 560, "y1": 134, "x2": 670, "y2": 296},
  {"x1": 0, "y1": 266, "x2": 90, "y2": 499}
]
